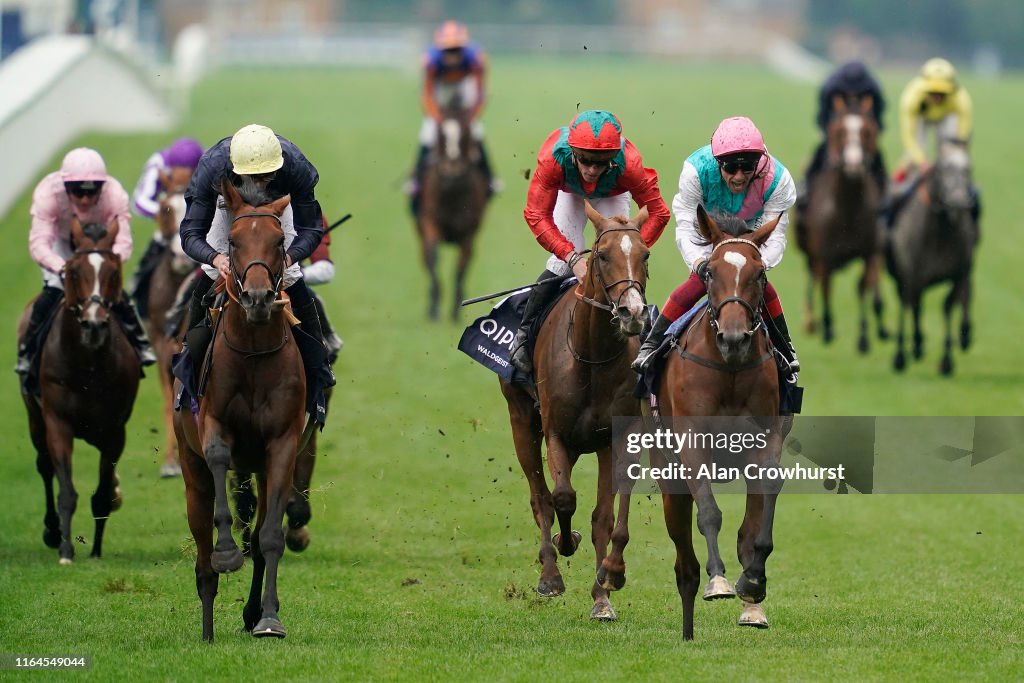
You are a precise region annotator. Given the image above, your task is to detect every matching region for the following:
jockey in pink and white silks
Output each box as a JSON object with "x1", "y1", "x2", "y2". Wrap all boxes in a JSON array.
[
  {"x1": 16, "y1": 147, "x2": 156, "y2": 378},
  {"x1": 129, "y1": 137, "x2": 204, "y2": 318},
  {"x1": 631, "y1": 117, "x2": 800, "y2": 378}
]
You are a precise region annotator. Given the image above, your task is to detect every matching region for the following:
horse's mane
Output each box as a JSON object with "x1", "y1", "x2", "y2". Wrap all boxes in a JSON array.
[{"x1": 690, "y1": 209, "x2": 751, "y2": 248}]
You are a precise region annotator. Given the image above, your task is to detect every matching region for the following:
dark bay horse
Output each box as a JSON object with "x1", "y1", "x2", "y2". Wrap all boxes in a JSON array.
[
  {"x1": 500, "y1": 202, "x2": 650, "y2": 621},
  {"x1": 649, "y1": 206, "x2": 790, "y2": 640},
  {"x1": 796, "y1": 94, "x2": 887, "y2": 351},
  {"x1": 174, "y1": 181, "x2": 316, "y2": 641},
  {"x1": 417, "y1": 104, "x2": 489, "y2": 321},
  {"x1": 886, "y1": 141, "x2": 978, "y2": 375},
  {"x1": 148, "y1": 166, "x2": 197, "y2": 476},
  {"x1": 19, "y1": 218, "x2": 141, "y2": 563}
]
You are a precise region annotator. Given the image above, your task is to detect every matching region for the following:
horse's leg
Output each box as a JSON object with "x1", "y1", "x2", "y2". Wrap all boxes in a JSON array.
[
  {"x1": 251, "y1": 435, "x2": 297, "y2": 638},
  {"x1": 589, "y1": 446, "x2": 618, "y2": 621},
  {"x1": 735, "y1": 493, "x2": 769, "y2": 628},
  {"x1": 803, "y1": 260, "x2": 817, "y2": 335},
  {"x1": 870, "y1": 254, "x2": 889, "y2": 340},
  {"x1": 159, "y1": 363, "x2": 181, "y2": 476},
  {"x1": 546, "y1": 434, "x2": 581, "y2": 561},
  {"x1": 243, "y1": 475, "x2": 268, "y2": 632},
  {"x1": 690, "y1": 468, "x2": 731, "y2": 599},
  {"x1": 231, "y1": 471, "x2": 257, "y2": 556},
  {"x1": 893, "y1": 290, "x2": 908, "y2": 372},
  {"x1": 204, "y1": 431, "x2": 243, "y2": 573},
  {"x1": 940, "y1": 280, "x2": 959, "y2": 376},
  {"x1": 504, "y1": 385, "x2": 562, "y2": 596},
  {"x1": 856, "y1": 259, "x2": 872, "y2": 354},
  {"x1": 820, "y1": 267, "x2": 834, "y2": 344},
  {"x1": 28, "y1": 408, "x2": 60, "y2": 548},
  {"x1": 452, "y1": 238, "x2": 473, "y2": 322},
  {"x1": 89, "y1": 429, "x2": 126, "y2": 559},
  {"x1": 285, "y1": 431, "x2": 315, "y2": 552},
  {"x1": 958, "y1": 274, "x2": 972, "y2": 351},
  {"x1": 662, "y1": 493, "x2": 700, "y2": 640},
  {"x1": 419, "y1": 219, "x2": 442, "y2": 321},
  {"x1": 43, "y1": 417, "x2": 77, "y2": 564},
  {"x1": 180, "y1": 440, "x2": 219, "y2": 641},
  {"x1": 735, "y1": 451, "x2": 784, "y2": 617}
]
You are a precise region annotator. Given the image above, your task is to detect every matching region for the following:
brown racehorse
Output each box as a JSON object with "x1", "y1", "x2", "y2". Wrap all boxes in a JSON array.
[
  {"x1": 174, "y1": 180, "x2": 316, "y2": 641},
  {"x1": 19, "y1": 217, "x2": 141, "y2": 563},
  {"x1": 417, "y1": 103, "x2": 489, "y2": 321},
  {"x1": 887, "y1": 141, "x2": 978, "y2": 375},
  {"x1": 796, "y1": 94, "x2": 887, "y2": 351},
  {"x1": 500, "y1": 202, "x2": 650, "y2": 621},
  {"x1": 649, "y1": 206, "x2": 790, "y2": 640},
  {"x1": 148, "y1": 166, "x2": 197, "y2": 476}
]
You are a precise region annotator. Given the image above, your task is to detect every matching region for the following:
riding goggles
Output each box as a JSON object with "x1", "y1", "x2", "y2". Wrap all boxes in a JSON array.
[
  {"x1": 717, "y1": 155, "x2": 761, "y2": 175},
  {"x1": 65, "y1": 181, "x2": 104, "y2": 197}
]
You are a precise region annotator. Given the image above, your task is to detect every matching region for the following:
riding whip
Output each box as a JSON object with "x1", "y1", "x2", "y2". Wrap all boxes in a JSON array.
[{"x1": 460, "y1": 275, "x2": 566, "y2": 307}]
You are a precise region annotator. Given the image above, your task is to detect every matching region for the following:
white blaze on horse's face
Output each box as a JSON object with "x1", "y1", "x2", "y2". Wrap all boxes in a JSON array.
[
  {"x1": 84, "y1": 252, "x2": 105, "y2": 322},
  {"x1": 442, "y1": 119, "x2": 461, "y2": 160},
  {"x1": 617, "y1": 234, "x2": 645, "y2": 312},
  {"x1": 723, "y1": 251, "x2": 746, "y2": 295},
  {"x1": 843, "y1": 114, "x2": 864, "y2": 170}
]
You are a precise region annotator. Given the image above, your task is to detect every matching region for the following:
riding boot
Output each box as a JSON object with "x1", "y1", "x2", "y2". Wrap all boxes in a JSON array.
[
  {"x1": 510, "y1": 270, "x2": 562, "y2": 375},
  {"x1": 313, "y1": 295, "x2": 343, "y2": 364},
  {"x1": 164, "y1": 270, "x2": 203, "y2": 337},
  {"x1": 15, "y1": 286, "x2": 63, "y2": 376},
  {"x1": 771, "y1": 312, "x2": 800, "y2": 378},
  {"x1": 183, "y1": 275, "x2": 215, "y2": 369},
  {"x1": 631, "y1": 312, "x2": 673, "y2": 374},
  {"x1": 112, "y1": 299, "x2": 157, "y2": 366},
  {"x1": 407, "y1": 145, "x2": 430, "y2": 215},
  {"x1": 477, "y1": 141, "x2": 501, "y2": 195},
  {"x1": 127, "y1": 237, "x2": 168, "y2": 319}
]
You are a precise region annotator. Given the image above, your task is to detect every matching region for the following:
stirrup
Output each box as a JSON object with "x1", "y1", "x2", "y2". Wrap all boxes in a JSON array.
[{"x1": 631, "y1": 346, "x2": 657, "y2": 373}]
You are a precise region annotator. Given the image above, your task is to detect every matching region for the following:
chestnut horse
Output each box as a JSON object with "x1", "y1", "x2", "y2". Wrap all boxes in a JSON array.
[
  {"x1": 887, "y1": 141, "x2": 978, "y2": 375},
  {"x1": 174, "y1": 181, "x2": 316, "y2": 641},
  {"x1": 147, "y1": 166, "x2": 197, "y2": 476},
  {"x1": 19, "y1": 218, "x2": 141, "y2": 563},
  {"x1": 500, "y1": 202, "x2": 650, "y2": 621},
  {"x1": 795, "y1": 94, "x2": 887, "y2": 351},
  {"x1": 649, "y1": 206, "x2": 790, "y2": 640},
  {"x1": 417, "y1": 103, "x2": 489, "y2": 321}
]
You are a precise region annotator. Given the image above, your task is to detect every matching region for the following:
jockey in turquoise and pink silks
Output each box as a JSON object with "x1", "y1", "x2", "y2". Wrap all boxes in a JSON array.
[
  {"x1": 631, "y1": 116, "x2": 801, "y2": 377},
  {"x1": 509, "y1": 109, "x2": 671, "y2": 374},
  {"x1": 17, "y1": 147, "x2": 156, "y2": 381},
  {"x1": 405, "y1": 20, "x2": 498, "y2": 212}
]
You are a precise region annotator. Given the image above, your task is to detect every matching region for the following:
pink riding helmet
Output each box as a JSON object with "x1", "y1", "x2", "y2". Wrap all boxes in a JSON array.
[
  {"x1": 60, "y1": 147, "x2": 107, "y2": 182},
  {"x1": 710, "y1": 116, "x2": 768, "y2": 158},
  {"x1": 164, "y1": 137, "x2": 205, "y2": 170}
]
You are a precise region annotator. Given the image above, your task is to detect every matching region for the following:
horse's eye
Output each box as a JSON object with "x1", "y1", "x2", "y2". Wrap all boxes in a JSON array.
[
  {"x1": 597, "y1": 251, "x2": 608, "y2": 262},
  {"x1": 642, "y1": 252, "x2": 650, "y2": 263}
]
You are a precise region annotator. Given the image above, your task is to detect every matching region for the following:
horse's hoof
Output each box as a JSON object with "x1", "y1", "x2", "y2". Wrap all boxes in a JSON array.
[
  {"x1": 893, "y1": 353, "x2": 906, "y2": 372},
  {"x1": 596, "y1": 566, "x2": 626, "y2": 592},
  {"x1": 590, "y1": 599, "x2": 617, "y2": 622},
  {"x1": 43, "y1": 528, "x2": 61, "y2": 549},
  {"x1": 960, "y1": 328, "x2": 971, "y2": 350},
  {"x1": 211, "y1": 548, "x2": 244, "y2": 574},
  {"x1": 59, "y1": 557, "x2": 73, "y2": 566},
  {"x1": 110, "y1": 487, "x2": 123, "y2": 512},
  {"x1": 939, "y1": 356, "x2": 954, "y2": 376},
  {"x1": 552, "y1": 530, "x2": 582, "y2": 557},
  {"x1": 536, "y1": 576, "x2": 565, "y2": 597},
  {"x1": 857, "y1": 337, "x2": 869, "y2": 354},
  {"x1": 286, "y1": 526, "x2": 311, "y2": 553},
  {"x1": 703, "y1": 574, "x2": 737, "y2": 601},
  {"x1": 252, "y1": 617, "x2": 287, "y2": 639},
  {"x1": 878, "y1": 328, "x2": 890, "y2": 341},
  {"x1": 735, "y1": 574, "x2": 767, "y2": 604},
  {"x1": 738, "y1": 602, "x2": 769, "y2": 628},
  {"x1": 160, "y1": 463, "x2": 182, "y2": 479}
]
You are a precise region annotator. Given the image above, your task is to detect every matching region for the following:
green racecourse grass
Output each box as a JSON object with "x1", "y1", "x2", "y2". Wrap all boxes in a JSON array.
[{"x1": 1, "y1": 56, "x2": 1022, "y2": 681}]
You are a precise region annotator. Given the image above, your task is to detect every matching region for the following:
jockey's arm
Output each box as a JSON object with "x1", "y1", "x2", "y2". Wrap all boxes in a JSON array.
[
  {"x1": 621, "y1": 145, "x2": 669, "y2": 247},
  {"x1": 523, "y1": 159, "x2": 575, "y2": 262},
  {"x1": 108, "y1": 184, "x2": 135, "y2": 263},
  {"x1": 899, "y1": 80, "x2": 929, "y2": 166},
  {"x1": 672, "y1": 162, "x2": 707, "y2": 271},
  {"x1": 28, "y1": 206, "x2": 66, "y2": 274},
  {"x1": 131, "y1": 153, "x2": 163, "y2": 219},
  {"x1": 421, "y1": 68, "x2": 442, "y2": 122},
  {"x1": 758, "y1": 169, "x2": 796, "y2": 270},
  {"x1": 953, "y1": 88, "x2": 974, "y2": 143},
  {"x1": 470, "y1": 56, "x2": 487, "y2": 120},
  {"x1": 180, "y1": 181, "x2": 220, "y2": 266}
]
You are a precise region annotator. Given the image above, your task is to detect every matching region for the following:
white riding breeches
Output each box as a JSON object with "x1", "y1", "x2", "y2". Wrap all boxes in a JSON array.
[
  {"x1": 419, "y1": 117, "x2": 484, "y2": 147},
  {"x1": 200, "y1": 199, "x2": 303, "y2": 289},
  {"x1": 544, "y1": 191, "x2": 632, "y2": 276}
]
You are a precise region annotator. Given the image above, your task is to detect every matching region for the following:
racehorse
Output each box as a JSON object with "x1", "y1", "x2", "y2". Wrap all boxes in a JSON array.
[
  {"x1": 500, "y1": 201, "x2": 649, "y2": 621},
  {"x1": 19, "y1": 218, "x2": 141, "y2": 563},
  {"x1": 147, "y1": 166, "x2": 197, "y2": 476},
  {"x1": 886, "y1": 141, "x2": 978, "y2": 375},
  {"x1": 648, "y1": 206, "x2": 790, "y2": 640},
  {"x1": 174, "y1": 180, "x2": 316, "y2": 641},
  {"x1": 795, "y1": 94, "x2": 888, "y2": 351},
  {"x1": 416, "y1": 102, "x2": 490, "y2": 321}
]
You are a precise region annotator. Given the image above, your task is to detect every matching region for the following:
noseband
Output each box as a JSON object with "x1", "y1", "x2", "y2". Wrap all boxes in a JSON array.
[
  {"x1": 705, "y1": 238, "x2": 765, "y2": 339},
  {"x1": 575, "y1": 226, "x2": 647, "y2": 314},
  {"x1": 66, "y1": 249, "x2": 119, "y2": 321},
  {"x1": 229, "y1": 212, "x2": 285, "y2": 297}
]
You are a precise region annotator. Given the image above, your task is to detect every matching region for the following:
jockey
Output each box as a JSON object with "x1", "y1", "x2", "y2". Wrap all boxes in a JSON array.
[
  {"x1": 128, "y1": 137, "x2": 205, "y2": 318},
  {"x1": 405, "y1": 19, "x2": 498, "y2": 213},
  {"x1": 16, "y1": 147, "x2": 156, "y2": 376},
  {"x1": 896, "y1": 57, "x2": 973, "y2": 177},
  {"x1": 510, "y1": 109, "x2": 671, "y2": 374},
  {"x1": 802, "y1": 61, "x2": 888, "y2": 202},
  {"x1": 632, "y1": 117, "x2": 799, "y2": 378},
  {"x1": 302, "y1": 222, "x2": 343, "y2": 364},
  {"x1": 178, "y1": 123, "x2": 334, "y2": 386}
]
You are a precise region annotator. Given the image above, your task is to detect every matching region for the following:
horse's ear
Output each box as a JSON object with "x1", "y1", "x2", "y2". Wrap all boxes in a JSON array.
[
  {"x1": 158, "y1": 169, "x2": 173, "y2": 193},
  {"x1": 584, "y1": 200, "x2": 605, "y2": 233},
  {"x1": 221, "y1": 178, "x2": 243, "y2": 213},
  {"x1": 69, "y1": 215, "x2": 84, "y2": 247},
  {"x1": 695, "y1": 204, "x2": 722, "y2": 244},
  {"x1": 632, "y1": 205, "x2": 649, "y2": 229},
  {"x1": 750, "y1": 213, "x2": 782, "y2": 247},
  {"x1": 832, "y1": 94, "x2": 847, "y2": 114},
  {"x1": 859, "y1": 93, "x2": 874, "y2": 115},
  {"x1": 269, "y1": 194, "x2": 291, "y2": 217},
  {"x1": 102, "y1": 217, "x2": 120, "y2": 250}
]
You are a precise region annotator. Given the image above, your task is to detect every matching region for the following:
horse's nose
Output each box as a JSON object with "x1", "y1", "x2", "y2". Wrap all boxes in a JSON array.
[
  {"x1": 240, "y1": 289, "x2": 275, "y2": 309},
  {"x1": 616, "y1": 303, "x2": 648, "y2": 335}
]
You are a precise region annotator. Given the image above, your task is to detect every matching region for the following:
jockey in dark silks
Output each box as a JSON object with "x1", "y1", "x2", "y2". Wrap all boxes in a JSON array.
[{"x1": 801, "y1": 61, "x2": 889, "y2": 206}]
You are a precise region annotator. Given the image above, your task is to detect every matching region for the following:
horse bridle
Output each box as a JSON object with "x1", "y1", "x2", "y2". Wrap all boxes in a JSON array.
[
  {"x1": 228, "y1": 212, "x2": 286, "y2": 298},
  {"x1": 704, "y1": 238, "x2": 766, "y2": 339},
  {"x1": 65, "y1": 249, "x2": 119, "y2": 321}
]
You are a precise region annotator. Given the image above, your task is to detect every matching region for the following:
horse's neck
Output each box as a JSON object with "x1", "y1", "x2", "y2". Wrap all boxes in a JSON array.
[
  {"x1": 571, "y1": 284, "x2": 623, "y2": 358},
  {"x1": 221, "y1": 303, "x2": 290, "y2": 345}
]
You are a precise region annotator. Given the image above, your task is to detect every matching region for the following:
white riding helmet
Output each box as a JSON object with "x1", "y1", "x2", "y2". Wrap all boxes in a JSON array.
[{"x1": 230, "y1": 124, "x2": 284, "y2": 175}]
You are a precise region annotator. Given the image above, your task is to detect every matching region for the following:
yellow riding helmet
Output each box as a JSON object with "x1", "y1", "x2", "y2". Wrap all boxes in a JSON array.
[
  {"x1": 229, "y1": 124, "x2": 284, "y2": 175},
  {"x1": 920, "y1": 57, "x2": 957, "y2": 94}
]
